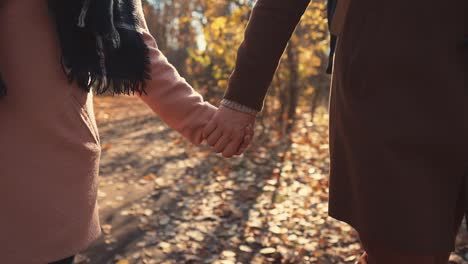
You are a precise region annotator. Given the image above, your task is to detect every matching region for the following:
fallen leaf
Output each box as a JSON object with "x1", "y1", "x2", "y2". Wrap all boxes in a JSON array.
[
  {"x1": 101, "y1": 224, "x2": 112, "y2": 235},
  {"x1": 260, "y1": 247, "x2": 276, "y2": 255},
  {"x1": 222, "y1": 250, "x2": 236, "y2": 258},
  {"x1": 239, "y1": 245, "x2": 252, "y2": 252}
]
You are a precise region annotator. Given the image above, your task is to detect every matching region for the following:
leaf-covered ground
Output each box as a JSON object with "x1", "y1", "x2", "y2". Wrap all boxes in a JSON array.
[{"x1": 77, "y1": 96, "x2": 468, "y2": 264}]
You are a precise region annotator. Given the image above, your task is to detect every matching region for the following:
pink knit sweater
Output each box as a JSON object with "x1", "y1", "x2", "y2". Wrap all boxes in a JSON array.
[{"x1": 0, "y1": 1, "x2": 215, "y2": 263}]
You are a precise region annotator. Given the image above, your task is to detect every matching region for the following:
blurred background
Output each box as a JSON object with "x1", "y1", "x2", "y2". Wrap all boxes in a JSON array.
[{"x1": 77, "y1": 0, "x2": 468, "y2": 263}]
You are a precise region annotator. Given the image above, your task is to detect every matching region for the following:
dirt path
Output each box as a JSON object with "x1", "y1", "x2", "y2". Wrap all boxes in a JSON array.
[{"x1": 76, "y1": 96, "x2": 468, "y2": 264}]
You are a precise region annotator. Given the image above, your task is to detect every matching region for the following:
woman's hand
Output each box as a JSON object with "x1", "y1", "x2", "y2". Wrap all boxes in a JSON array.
[{"x1": 202, "y1": 105, "x2": 256, "y2": 158}]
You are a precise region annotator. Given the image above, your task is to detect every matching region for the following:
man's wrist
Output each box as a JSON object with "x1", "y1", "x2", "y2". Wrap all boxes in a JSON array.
[{"x1": 220, "y1": 99, "x2": 258, "y2": 117}]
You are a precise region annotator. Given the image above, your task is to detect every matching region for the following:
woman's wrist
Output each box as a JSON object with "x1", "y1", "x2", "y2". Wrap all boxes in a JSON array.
[{"x1": 220, "y1": 99, "x2": 259, "y2": 117}]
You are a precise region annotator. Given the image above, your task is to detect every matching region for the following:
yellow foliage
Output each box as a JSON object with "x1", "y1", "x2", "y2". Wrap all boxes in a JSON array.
[{"x1": 144, "y1": 0, "x2": 330, "y2": 109}]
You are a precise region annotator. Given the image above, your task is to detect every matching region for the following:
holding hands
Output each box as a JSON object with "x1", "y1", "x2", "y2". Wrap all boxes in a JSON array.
[{"x1": 203, "y1": 100, "x2": 257, "y2": 158}]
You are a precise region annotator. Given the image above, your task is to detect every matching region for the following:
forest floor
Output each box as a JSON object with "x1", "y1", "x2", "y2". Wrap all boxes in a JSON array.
[{"x1": 77, "y1": 96, "x2": 468, "y2": 264}]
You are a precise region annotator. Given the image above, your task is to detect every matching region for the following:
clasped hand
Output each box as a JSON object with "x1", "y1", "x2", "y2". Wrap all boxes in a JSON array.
[{"x1": 202, "y1": 105, "x2": 256, "y2": 158}]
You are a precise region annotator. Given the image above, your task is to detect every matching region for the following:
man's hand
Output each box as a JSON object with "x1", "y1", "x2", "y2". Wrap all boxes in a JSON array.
[{"x1": 202, "y1": 105, "x2": 256, "y2": 158}]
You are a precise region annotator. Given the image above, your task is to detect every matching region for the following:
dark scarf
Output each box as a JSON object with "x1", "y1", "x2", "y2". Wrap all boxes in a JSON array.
[{"x1": 0, "y1": 0, "x2": 151, "y2": 98}]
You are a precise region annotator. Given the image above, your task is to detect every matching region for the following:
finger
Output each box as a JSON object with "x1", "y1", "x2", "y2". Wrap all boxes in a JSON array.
[
  {"x1": 222, "y1": 135, "x2": 244, "y2": 158},
  {"x1": 230, "y1": 125, "x2": 252, "y2": 156},
  {"x1": 213, "y1": 133, "x2": 232, "y2": 153},
  {"x1": 235, "y1": 125, "x2": 254, "y2": 155},
  {"x1": 206, "y1": 128, "x2": 223, "y2": 146},
  {"x1": 244, "y1": 123, "x2": 254, "y2": 135},
  {"x1": 236, "y1": 134, "x2": 252, "y2": 155},
  {"x1": 202, "y1": 120, "x2": 217, "y2": 139}
]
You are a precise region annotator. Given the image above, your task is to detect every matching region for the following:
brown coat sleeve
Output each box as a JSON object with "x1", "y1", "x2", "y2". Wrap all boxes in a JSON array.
[{"x1": 224, "y1": 0, "x2": 310, "y2": 111}]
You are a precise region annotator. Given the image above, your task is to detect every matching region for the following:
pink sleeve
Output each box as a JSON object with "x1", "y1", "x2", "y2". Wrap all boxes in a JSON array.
[{"x1": 134, "y1": 4, "x2": 216, "y2": 145}]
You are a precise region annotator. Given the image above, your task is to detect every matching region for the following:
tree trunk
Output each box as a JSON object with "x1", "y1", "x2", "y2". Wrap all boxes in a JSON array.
[{"x1": 285, "y1": 42, "x2": 300, "y2": 132}]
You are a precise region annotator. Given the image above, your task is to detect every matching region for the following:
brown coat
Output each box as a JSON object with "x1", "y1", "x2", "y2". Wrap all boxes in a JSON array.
[{"x1": 225, "y1": 0, "x2": 468, "y2": 253}]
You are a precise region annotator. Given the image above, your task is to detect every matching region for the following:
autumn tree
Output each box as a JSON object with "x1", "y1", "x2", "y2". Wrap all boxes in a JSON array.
[{"x1": 143, "y1": 0, "x2": 330, "y2": 132}]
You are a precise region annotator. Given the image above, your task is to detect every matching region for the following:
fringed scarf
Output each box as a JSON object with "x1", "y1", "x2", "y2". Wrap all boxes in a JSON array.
[{"x1": 0, "y1": 0, "x2": 151, "y2": 98}]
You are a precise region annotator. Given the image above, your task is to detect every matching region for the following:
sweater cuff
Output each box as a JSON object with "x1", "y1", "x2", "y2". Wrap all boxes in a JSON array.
[{"x1": 220, "y1": 99, "x2": 259, "y2": 117}]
